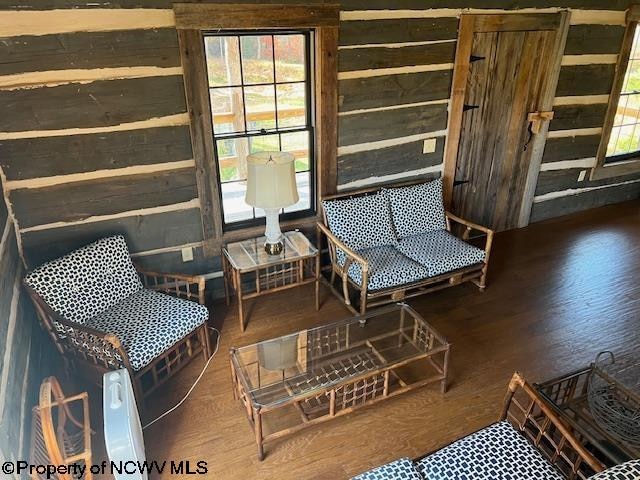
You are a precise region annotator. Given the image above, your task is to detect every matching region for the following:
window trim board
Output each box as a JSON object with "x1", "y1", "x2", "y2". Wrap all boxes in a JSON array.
[
  {"x1": 175, "y1": 3, "x2": 339, "y2": 256},
  {"x1": 591, "y1": 6, "x2": 640, "y2": 180}
]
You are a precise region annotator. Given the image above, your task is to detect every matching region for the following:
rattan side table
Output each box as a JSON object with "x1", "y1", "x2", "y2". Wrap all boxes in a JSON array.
[{"x1": 222, "y1": 231, "x2": 320, "y2": 332}]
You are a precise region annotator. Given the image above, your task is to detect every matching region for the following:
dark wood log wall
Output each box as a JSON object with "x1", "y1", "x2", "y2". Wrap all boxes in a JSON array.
[
  {"x1": 0, "y1": 183, "x2": 56, "y2": 468},
  {"x1": 0, "y1": 0, "x2": 639, "y2": 277}
]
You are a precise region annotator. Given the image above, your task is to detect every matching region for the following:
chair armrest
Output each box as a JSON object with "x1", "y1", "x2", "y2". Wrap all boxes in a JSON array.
[
  {"x1": 135, "y1": 266, "x2": 206, "y2": 305},
  {"x1": 445, "y1": 211, "x2": 493, "y2": 235},
  {"x1": 445, "y1": 211, "x2": 494, "y2": 262},
  {"x1": 317, "y1": 222, "x2": 369, "y2": 273},
  {"x1": 501, "y1": 372, "x2": 604, "y2": 475}
]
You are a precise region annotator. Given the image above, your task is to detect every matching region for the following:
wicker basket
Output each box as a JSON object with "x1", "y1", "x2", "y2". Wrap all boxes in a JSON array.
[{"x1": 588, "y1": 351, "x2": 640, "y2": 448}]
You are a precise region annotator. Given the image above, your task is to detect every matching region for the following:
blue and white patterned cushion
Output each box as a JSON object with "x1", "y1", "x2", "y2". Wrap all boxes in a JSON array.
[
  {"x1": 383, "y1": 179, "x2": 447, "y2": 239},
  {"x1": 85, "y1": 289, "x2": 208, "y2": 371},
  {"x1": 588, "y1": 460, "x2": 640, "y2": 479},
  {"x1": 338, "y1": 246, "x2": 429, "y2": 291},
  {"x1": 24, "y1": 235, "x2": 143, "y2": 324},
  {"x1": 323, "y1": 193, "x2": 397, "y2": 251},
  {"x1": 352, "y1": 458, "x2": 423, "y2": 480},
  {"x1": 397, "y1": 230, "x2": 485, "y2": 278},
  {"x1": 416, "y1": 421, "x2": 564, "y2": 480}
]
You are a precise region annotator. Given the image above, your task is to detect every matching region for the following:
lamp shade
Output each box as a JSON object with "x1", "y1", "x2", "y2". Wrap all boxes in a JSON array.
[{"x1": 245, "y1": 151, "x2": 299, "y2": 209}]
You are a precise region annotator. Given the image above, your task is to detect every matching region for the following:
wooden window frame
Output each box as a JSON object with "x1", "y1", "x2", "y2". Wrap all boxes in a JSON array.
[
  {"x1": 174, "y1": 3, "x2": 339, "y2": 256},
  {"x1": 591, "y1": 5, "x2": 640, "y2": 180}
]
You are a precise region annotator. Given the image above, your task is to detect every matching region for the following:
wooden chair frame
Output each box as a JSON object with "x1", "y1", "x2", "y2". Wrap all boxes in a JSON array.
[
  {"x1": 25, "y1": 266, "x2": 211, "y2": 402},
  {"x1": 30, "y1": 377, "x2": 92, "y2": 480},
  {"x1": 500, "y1": 372, "x2": 605, "y2": 479},
  {"x1": 317, "y1": 179, "x2": 495, "y2": 315}
]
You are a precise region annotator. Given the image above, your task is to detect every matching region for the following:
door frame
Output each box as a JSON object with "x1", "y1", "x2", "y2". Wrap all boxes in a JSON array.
[{"x1": 442, "y1": 11, "x2": 571, "y2": 228}]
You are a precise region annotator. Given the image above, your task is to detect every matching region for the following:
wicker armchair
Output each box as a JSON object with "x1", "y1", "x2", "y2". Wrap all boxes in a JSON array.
[
  {"x1": 30, "y1": 377, "x2": 92, "y2": 480},
  {"x1": 24, "y1": 236, "x2": 211, "y2": 401},
  {"x1": 353, "y1": 372, "x2": 610, "y2": 480},
  {"x1": 318, "y1": 178, "x2": 494, "y2": 315}
]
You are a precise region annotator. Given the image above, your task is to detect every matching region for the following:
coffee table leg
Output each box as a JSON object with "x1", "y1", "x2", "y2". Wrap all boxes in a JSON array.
[
  {"x1": 441, "y1": 348, "x2": 450, "y2": 394},
  {"x1": 255, "y1": 407, "x2": 264, "y2": 460}
]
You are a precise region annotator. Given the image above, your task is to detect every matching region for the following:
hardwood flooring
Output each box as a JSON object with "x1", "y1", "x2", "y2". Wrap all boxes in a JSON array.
[{"x1": 136, "y1": 200, "x2": 640, "y2": 479}]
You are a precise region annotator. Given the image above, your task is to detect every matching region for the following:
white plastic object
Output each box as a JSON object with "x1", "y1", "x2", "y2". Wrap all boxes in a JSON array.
[{"x1": 103, "y1": 369, "x2": 148, "y2": 480}]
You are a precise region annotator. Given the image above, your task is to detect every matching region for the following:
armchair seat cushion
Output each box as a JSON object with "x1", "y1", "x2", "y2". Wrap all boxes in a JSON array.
[
  {"x1": 416, "y1": 421, "x2": 563, "y2": 480},
  {"x1": 588, "y1": 460, "x2": 640, "y2": 479},
  {"x1": 338, "y1": 246, "x2": 429, "y2": 291},
  {"x1": 85, "y1": 289, "x2": 208, "y2": 371},
  {"x1": 352, "y1": 458, "x2": 423, "y2": 480},
  {"x1": 397, "y1": 230, "x2": 485, "y2": 278}
]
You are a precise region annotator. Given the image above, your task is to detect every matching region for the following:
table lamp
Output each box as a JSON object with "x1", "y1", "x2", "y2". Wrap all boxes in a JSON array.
[{"x1": 245, "y1": 151, "x2": 299, "y2": 255}]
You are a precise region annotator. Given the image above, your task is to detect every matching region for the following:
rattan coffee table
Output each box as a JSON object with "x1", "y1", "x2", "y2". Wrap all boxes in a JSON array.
[{"x1": 229, "y1": 303, "x2": 450, "y2": 460}]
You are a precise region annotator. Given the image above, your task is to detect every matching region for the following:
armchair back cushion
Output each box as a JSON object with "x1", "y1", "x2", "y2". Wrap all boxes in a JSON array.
[
  {"x1": 322, "y1": 192, "x2": 397, "y2": 251},
  {"x1": 383, "y1": 178, "x2": 447, "y2": 239},
  {"x1": 24, "y1": 235, "x2": 142, "y2": 324}
]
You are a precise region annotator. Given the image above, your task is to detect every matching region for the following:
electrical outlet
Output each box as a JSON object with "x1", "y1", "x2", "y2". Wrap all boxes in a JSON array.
[
  {"x1": 423, "y1": 138, "x2": 437, "y2": 154},
  {"x1": 578, "y1": 170, "x2": 587, "y2": 182},
  {"x1": 181, "y1": 246, "x2": 194, "y2": 262}
]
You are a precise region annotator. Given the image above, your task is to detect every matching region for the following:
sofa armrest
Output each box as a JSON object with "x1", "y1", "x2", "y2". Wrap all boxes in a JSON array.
[
  {"x1": 317, "y1": 222, "x2": 370, "y2": 299},
  {"x1": 135, "y1": 266, "x2": 206, "y2": 305},
  {"x1": 445, "y1": 211, "x2": 494, "y2": 261}
]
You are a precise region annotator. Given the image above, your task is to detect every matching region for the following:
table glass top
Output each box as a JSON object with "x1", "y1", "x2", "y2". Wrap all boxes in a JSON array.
[
  {"x1": 224, "y1": 231, "x2": 317, "y2": 271},
  {"x1": 230, "y1": 304, "x2": 448, "y2": 408}
]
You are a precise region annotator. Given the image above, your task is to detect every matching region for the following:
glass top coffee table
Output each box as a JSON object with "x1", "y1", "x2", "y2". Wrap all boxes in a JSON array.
[{"x1": 229, "y1": 303, "x2": 450, "y2": 460}]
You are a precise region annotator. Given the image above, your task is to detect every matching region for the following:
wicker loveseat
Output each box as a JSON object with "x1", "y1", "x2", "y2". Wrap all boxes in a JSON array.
[
  {"x1": 352, "y1": 373, "x2": 640, "y2": 480},
  {"x1": 318, "y1": 178, "x2": 494, "y2": 315},
  {"x1": 24, "y1": 235, "x2": 211, "y2": 401}
]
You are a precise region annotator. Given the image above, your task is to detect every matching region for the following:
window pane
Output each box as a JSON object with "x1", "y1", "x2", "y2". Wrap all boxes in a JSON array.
[
  {"x1": 244, "y1": 85, "x2": 276, "y2": 131},
  {"x1": 210, "y1": 87, "x2": 245, "y2": 135},
  {"x1": 221, "y1": 182, "x2": 253, "y2": 223},
  {"x1": 241, "y1": 35, "x2": 274, "y2": 85},
  {"x1": 217, "y1": 138, "x2": 249, "y2": 182},
  {"x1": 277, "y1": 83, "x2": 306, "y2": 128},
  {"x1": 281, "y1": 131, "x2": 309, "y2": 172},
  {"x1": 607, "y1": 26, "x2": 640, "y2": 160},
  {"x1": 275, "y1": 34, "x2": 305, "y2": 82},
  {"x1": 249, "y1": 134, "x2": 280, "y2": 154},
  {"x1": 205, "y1": 36, "x2": 241, "y2": 87},
  {"x1": 284, "y1": 172, "x2": 311, "y2": 213}
]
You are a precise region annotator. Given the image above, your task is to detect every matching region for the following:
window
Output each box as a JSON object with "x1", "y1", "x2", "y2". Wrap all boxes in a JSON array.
[
  {"x1": 605, "y1": 26, "x2": 640, "y2": 163},
  {"x1": 593, "y1": 6, "x2": 640, "y2": 179},
  {"x1": 204, "y1": 31, "x2": 315, "y2": 228}
]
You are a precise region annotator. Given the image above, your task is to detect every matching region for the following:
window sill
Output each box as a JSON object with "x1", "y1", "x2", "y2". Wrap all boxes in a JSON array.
[{"x1": 590, "y1": 159, "x2": 640, "y2": 180}]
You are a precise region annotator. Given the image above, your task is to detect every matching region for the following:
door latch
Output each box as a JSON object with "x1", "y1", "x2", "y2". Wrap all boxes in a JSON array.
[
  {"x1": 527, "y1": 111, "x2": 554, "y2": 135},
  {"x1": 453, "y1": 179, "x2": 470, "y2": 187}
]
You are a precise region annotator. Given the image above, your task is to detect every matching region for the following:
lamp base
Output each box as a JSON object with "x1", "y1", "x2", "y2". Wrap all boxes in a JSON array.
[
  {"x1": 264, "y1": 240, "x2": 283, "y2": 255},
  {"x1": 263, "y1": 207, "x2": 284, "y2": 256}
]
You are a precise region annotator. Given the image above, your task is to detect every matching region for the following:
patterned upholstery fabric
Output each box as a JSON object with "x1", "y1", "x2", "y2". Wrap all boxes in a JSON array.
[
  {"x1": 588, "y1": 460, "x2": 640, "y2": 479},
  {"x1": 24, "y1": 235, "x2": 142, "y2": 324},
  {"x1": 352, "y1": 458, "x2": 423, "y2": 480},
  {"x1": 86, "y1": 289, "x2": 208, "y2": 371},
  {"x1": 338, "y1": 246, "x2": 429, "y2": 291},
  {"x1": 416, "y1": 421, "x2": 564, "y2": 480},
  {"x1": 397, "y1": 230, "x2": 485, "y2": 278},
  {"x1": 383, "y1": 179, "x2": 447, "y2": 239},
  {"x1": 323, "y1": 193, "x2": 397, "y2": 251}
]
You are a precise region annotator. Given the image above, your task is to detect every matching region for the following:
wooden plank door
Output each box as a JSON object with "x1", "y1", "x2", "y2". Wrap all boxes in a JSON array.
[{"x1": 443, "y1": 13, "x2": 570, "y2": 231}]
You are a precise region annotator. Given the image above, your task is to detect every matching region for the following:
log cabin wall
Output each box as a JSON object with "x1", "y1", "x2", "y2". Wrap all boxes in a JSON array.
[
  {"x1": 0, "y1": 182, "x2": 56, "y2": 468},
  {"x1": 0, "y1": 1, "x2": 638, "y2": 281}
]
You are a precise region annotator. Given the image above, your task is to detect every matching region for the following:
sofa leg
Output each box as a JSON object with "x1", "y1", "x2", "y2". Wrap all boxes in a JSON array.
[
  {"x1": 359, "y1": 292, "x2": 367, "y2": 316},
  {"x1": 201, "y1": 324, "x2": 212, "y2": 360}
]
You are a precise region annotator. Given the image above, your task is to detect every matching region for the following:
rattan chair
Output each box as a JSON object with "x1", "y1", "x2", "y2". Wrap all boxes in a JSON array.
[
  {"x1": 353, "y1": 372, "x2": 607, "y2": 480},
  {"x1": 24, "y1": 235, "x2": 211, "y2": 401},
  {"x1": 30, "y1": 377, "x2": 92, "y2": 480}
]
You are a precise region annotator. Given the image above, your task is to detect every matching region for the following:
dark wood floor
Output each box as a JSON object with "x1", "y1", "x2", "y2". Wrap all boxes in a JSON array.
[{"x1": 141, "y1": 200, "x2": 640, "y2": 479}]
